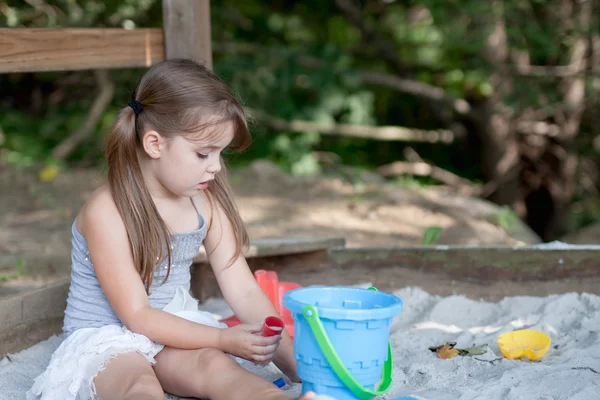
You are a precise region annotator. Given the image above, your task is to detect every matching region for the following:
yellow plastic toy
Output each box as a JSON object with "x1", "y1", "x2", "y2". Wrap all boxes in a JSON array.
[{"x1": 497, "y1": 329, "x2": 551, "y2": 361}]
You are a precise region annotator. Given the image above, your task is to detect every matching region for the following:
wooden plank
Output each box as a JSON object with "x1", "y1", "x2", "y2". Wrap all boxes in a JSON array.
[
  {"x1": 162, "y1": 0, "x2": 213, "y2": 69},
  {"x1": 0, "y1": 277, "x2": 69, "y2": 358},
  {"x1": 192, "y1": 237, "x2": 346, "y2": 263},
  {"x1": 0, "y1": 28, "x2": 165, "y2": 73},
  {"x1": 192, "y1": 236, "x2": 347, "y2": 301},
  {"x1": 191, "y1": 245, "x2": 600, "y2": 302},
  {"x1": 326, "y1": 246, "x2": 600, "y2": 281},
  {"x1": 271, "y1": 261, "x2": 600, "y2": 302},
  {"x1": 192, "y1": 249, "x2": 334, "y2": 301}
]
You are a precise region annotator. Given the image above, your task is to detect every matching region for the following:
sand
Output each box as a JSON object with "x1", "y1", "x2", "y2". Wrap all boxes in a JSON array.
[
  {"x1": 387, "y1": 287, "x2": 600, "y2": 399},
  {"x1": 1, "y1": 287, "x2": 599, "y2": 400}
]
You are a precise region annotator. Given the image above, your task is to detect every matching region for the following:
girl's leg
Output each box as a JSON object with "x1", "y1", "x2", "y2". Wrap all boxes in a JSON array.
[
  {"x1": 94, "y1": 352, "x2": 165, "y2": 400},
  {"x1": 154, "y1": 347, "x2": 301, "y2": 400}
]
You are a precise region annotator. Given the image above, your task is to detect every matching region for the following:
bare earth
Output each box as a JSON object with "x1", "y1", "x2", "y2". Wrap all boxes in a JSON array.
[{"x1": 2, "y1": 159, "x2": 590, "y2": 299}]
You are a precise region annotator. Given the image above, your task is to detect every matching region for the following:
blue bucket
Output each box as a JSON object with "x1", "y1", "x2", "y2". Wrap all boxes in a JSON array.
[{"x1": 282, "y1": 286, "x2": 403, "y2": 399}]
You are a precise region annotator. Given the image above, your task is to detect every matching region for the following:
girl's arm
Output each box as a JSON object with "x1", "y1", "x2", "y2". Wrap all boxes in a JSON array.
[
  {"x1": 82, "y1": 187, "x2": 277, "y2": 362},
  {"x1": 203, "y1": 196, "x2": 299, "y2": 380}
]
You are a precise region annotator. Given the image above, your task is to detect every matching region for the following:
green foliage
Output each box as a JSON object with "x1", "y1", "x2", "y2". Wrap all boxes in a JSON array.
[
  {"x1": 0, "y1": 0, "x2": 499, "y2": 173},
  {"x1": 271, "y1": 132, "x2": 321, "y2": 176},
  {"x1": 0, "y1": 259, "x2": 26, "y2": 282},
  {"x1": 393, "y1": 175, "x2": 438, "y2": 191},
  {"x1": 0, "y1": 0, "x2": 160, "y2": 28},
  {"x1": 567, "y1": 199, "x2": 600, "y2": 233},
  {"x1": 0, "y1": 0, "x2": 599, "y2": 237},
  {"x1": 422, "y1": 226, "x2": 443, "y2": 246},
  {"x1": 490, "y1": 205, "x2": 520, "y2": 232}
]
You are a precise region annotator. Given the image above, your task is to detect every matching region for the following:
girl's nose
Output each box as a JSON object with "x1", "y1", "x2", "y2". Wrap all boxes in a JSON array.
[{"x1": 206, "y1": 157, "x2": 222, "y2": 174}]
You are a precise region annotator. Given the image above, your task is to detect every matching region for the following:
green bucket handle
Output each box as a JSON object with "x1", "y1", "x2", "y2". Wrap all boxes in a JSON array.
[{"x1": 301, "y1": 287, "x2": 393, "y2": 400}]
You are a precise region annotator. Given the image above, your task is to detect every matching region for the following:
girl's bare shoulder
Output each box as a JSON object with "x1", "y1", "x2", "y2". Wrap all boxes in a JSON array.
[{"x1": 77, "y1": 184, "x2": 123, "y2": 238}]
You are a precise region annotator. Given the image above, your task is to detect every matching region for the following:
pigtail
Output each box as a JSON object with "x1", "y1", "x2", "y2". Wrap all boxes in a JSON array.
[{"x1": 105, "y1": 106, "x2": 172, "y2": 292}]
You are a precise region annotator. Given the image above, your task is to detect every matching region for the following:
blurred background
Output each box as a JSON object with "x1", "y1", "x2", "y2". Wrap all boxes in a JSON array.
[{"x1": 1, "y1": 0, "x2": 599, "y2": 288}]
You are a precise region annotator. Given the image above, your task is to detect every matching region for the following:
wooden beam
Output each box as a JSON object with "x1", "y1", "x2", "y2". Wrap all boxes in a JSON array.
[
  {"x1": 162, "y1": 0, "x2": 213, "y2": 70},
  {"x1": 0, "y1": 28, "x2": 165, "y2": 73},
  {"x1": 191, "y1": 236, "x2": 345, "y2": 301},
  {"x1": 0, "y1": 278, "x2": 68, "y2": 358},
  {"x1": 3, "y1": 246, "x2": 600, "y2": 357},
  {"x1": 193, "y1": 236, "x2": 346, "y2": 263},
  {"x1": 192, "y1": 246, "x2": 600, "y2": 302},
  {"x1": 327, "y1": 246, "x2": 600, "y2": 281}
]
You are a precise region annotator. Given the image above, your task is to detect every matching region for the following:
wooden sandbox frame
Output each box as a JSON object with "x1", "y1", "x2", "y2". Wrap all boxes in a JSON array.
[{"x1": 3, "y1": 240, "x2": 600, "y2": 358}]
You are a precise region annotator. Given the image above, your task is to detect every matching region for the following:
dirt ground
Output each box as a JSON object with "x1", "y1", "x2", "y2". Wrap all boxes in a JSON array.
[{"x1": 2, "y1": 159, "x2": 594, "y2": 299}]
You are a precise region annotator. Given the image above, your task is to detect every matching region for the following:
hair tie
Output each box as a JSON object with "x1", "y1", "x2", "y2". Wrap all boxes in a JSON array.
[{"x1": 128, "y1": 100, "x2": 143, "y2": 116}]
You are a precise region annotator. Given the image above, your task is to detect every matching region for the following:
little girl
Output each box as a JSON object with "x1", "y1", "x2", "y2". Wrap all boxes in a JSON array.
[{"x1": 26, "y1": 59, "x2": 320, "y2": 400}]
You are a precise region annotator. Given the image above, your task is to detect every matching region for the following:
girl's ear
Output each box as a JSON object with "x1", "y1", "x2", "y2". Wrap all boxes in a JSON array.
[{"x1": 142, "y1": 130, "x2": 164, "y2": 159}]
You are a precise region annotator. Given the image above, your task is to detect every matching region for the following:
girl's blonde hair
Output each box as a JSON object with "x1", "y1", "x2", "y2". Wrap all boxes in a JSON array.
[{"x1": 105, "y1": 59, "x2": 251, "y2": 292}]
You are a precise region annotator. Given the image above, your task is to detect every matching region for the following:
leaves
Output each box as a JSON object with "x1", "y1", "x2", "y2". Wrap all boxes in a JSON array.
[
  {"x1": 436, "y1": 343, "x2": 460, "y2": 359},
  {"x1": 422, "y1": 226, "x2": 442, "y2": 245},
  {"x1": 490, "y1": 205, "x2": 519, "y2": 232},
  {"x1": 429, "y1": 341, "x2": 456, "y2": 352},
  {"x1": 459, "y1": 343, "x2": 488, "y2": 356},
  {"x1": 429, "y1": 342, "x2": 488, "y2": 359},
  {"x1": 39, "y1": 165, "x2": 60, "y2": 182}
]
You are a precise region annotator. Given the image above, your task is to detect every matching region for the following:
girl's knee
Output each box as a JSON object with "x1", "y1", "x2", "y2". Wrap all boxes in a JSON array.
[
  {"x1": 95, "y1": 352, "x2": 163, "y2": 399},
  {"x1": 194, "y1": 348, "x2": 238, "y2": 371},
  {"x1": 124, "y1": 373, "x2": 165, "y2": 400}
]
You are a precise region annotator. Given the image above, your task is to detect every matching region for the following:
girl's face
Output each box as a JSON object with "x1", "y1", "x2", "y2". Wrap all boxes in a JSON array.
[{"x1": 144, "y1": 122, "x2": 234, "y2": 198}]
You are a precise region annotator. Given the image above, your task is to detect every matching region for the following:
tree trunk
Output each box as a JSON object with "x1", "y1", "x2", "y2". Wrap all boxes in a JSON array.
[
  {"x1": 472, "y1": 1, "x2": 525, "y2": 214},
  {"x1": 544, "y1": 0, "x2": 591, "y2": 239}
]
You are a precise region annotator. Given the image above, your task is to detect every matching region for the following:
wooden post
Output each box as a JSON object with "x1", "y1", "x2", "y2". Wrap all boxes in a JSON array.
[{"x1": 162, "y1": 0, "x2": 213, "y2": 70}]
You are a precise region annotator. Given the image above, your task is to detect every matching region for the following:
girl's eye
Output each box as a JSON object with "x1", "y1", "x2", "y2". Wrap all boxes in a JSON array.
[{"x1": 196, "y1": 152, "x2": 209, "y2": 159}]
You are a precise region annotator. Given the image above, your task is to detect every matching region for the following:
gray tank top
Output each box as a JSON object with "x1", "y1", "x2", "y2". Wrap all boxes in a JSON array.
[{"x1": 62, "y1": 200, "x2": 207, "y2": 336}]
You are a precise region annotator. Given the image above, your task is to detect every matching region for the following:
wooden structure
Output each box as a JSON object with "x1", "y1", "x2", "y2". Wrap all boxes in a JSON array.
[
  {"x1": 4, "y1": 243, "x2": 600, "y2": 358},
  {"x1": 191, "y1": 237, "x2": 346, "y2": 301},
  {"x1": 0, "y1": 0, "x2": 211, "y2": 73}
]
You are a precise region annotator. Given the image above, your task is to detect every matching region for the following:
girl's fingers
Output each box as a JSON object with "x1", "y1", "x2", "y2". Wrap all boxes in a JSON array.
[
  {"x1": 253, "y1": 342, "x2": 279, "y2": 355},
  {"x1": 253, "y1": 334, "x2": 281, "y2": 347},
  {"x1": 246, "y1": 323, "x2": 263, "y2": 334},
  {"x1": 252, "y1": 353, "x2": 276, "y2": 363}
]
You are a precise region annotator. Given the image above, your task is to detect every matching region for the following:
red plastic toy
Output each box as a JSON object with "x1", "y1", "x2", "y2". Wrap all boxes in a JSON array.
[
  {"x1": 262, "y1": 316, "x2": 284, "y2": 336},
  {"x1": 220, "y1": 269, "x2": 301, "y2": 337}
]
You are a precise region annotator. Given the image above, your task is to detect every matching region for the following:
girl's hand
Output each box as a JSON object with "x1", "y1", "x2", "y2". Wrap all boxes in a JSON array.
[{"x1": 218, "y1": 323, "x2": 282, "y2": 364}]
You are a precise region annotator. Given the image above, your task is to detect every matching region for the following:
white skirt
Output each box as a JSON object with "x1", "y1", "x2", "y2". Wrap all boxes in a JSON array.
[{"x1": 26, "y1": 287, "x2": 232, "y2": 400}]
